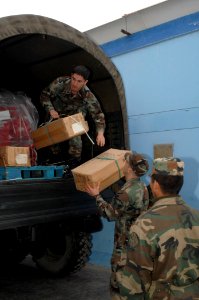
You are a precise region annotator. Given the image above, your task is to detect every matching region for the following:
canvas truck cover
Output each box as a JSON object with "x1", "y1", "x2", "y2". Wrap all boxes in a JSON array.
[{"x1": 0, "y1": 14, "x2": 129, "y2": 149}]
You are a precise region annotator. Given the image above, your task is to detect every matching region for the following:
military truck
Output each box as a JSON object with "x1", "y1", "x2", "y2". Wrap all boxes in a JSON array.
[{"x1": 0, "y1": 15, "x2": 128, "y2": 276}]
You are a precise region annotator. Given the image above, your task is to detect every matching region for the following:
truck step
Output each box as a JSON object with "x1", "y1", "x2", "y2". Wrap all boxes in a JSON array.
[{"x1": 0, "y1": 165, "x2": 65, "y2": 180}]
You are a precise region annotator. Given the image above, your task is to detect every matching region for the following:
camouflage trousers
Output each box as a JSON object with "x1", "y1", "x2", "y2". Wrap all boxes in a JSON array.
[
  {"x1": 109, "y1": 251, "x2": 128, "y2": 300},
  {"x1": 110, "y1": 268, "x2": 124, "y2": 300},
  {"x1": 68, "y1": 135, "x2": 82, "y2": 158},
  {"x1": 110, "y1": 287, "x2": 122, "y2": 300},
  {"x1": 110, "y1": 292, "x2": 122, "y2": 300}
]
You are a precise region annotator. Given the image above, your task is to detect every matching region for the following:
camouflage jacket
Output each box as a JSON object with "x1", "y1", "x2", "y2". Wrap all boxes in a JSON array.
[
  {"x1": 40, "y1": 76, "x2": 105, "y2": 132},
  {"x1": 96, "y1": 178, "x2": 149, "y2": 269},
  {"x1": 118, "y1": 195, "x2": 199, "y2": 299}
]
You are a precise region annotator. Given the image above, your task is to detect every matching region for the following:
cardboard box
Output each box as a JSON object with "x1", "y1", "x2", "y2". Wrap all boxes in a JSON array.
[
  {"x1": 31, "y1": 113, "x2": 89, "y2": 150},
  {"x1": 72, "y1": 148, "x2": 130, "y2": 192},
  {"x1": 0, "y1": 146, "x2": 31, "y2": 167}
]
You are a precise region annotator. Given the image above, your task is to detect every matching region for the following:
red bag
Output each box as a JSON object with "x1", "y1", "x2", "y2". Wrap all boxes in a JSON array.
[{"x1": 0, "y1": 91, "x2": 39, "y2": 165}]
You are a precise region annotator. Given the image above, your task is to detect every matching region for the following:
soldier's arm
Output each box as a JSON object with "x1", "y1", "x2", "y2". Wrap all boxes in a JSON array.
[
  {"x1": 95, "y1": 194, "x2": 120, "y2": 221},
  {"x1": 40, "y1": 87, "x2": 55, "y2": 113},
  {"x1": 96, "y1": 131, "x2": 105, "y2": 147},
  {"x1": 40, "y1": 77, "x2": 62, "y2": 114},
  {"x1": 85, "y1": 182, "x2": 120, "y2": 220},
  {"x1": 95, "y1": 186, "x2": 140, "y2": 221},
  {"x1": 85, "y1": 91, "x2": 106, "y2": 133}
]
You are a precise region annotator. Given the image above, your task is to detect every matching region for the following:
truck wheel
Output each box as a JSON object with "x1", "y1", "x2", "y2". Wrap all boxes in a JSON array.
[
  {"x1": 0, "y1": 245, "x2": 29, "y2": 267},
  {"x1": 0, "y1": 229, "x2": 29, "y2": 267},
  {"x1": 32, "y1": 225, "x2": 92, "y2": 276}
]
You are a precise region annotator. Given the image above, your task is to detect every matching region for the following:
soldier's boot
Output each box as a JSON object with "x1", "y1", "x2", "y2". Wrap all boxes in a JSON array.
[
  {"x1": 67, "y1": 157, "x2": 81, "y2": 169},
  {"x1": 110, "y1": 289, "x2": 123, "y2": 300},
  {"x1": 68, "y1": 143, "x2": 82, "y2": 169}
]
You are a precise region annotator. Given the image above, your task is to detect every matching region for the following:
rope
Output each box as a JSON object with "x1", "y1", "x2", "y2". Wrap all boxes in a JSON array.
[
  {"x1": 69, "y1": 115, "x2": 95, "y2": 145},
  {"x1": 96, "y1": 156, "x2": 122, "y2": 178}
]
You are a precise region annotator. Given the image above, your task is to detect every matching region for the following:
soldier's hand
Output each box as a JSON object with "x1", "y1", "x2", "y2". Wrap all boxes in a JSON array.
[
  {"x1": 85, "y1": 182, "x2": 100, "y2": 197},
  {"x1": 49, "y1": 109, "x2": 59, "y2": 119},
  {"x1": 96, "y1": 132, "x2": 105, "y2": 147}
]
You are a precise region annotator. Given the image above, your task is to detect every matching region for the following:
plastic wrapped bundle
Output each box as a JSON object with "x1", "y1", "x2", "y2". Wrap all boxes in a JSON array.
[{"x1": 0, "y1": 89, "x2": 39, "y2": 165}]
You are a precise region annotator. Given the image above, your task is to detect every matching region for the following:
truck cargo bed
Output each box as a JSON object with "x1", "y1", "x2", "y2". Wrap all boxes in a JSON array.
[{"x1": 0, "y1": 177, "x2": 98, "y2": 230}]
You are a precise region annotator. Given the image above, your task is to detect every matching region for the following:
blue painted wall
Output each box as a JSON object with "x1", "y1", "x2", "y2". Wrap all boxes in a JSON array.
[{"x1": 90, "y1": 11, "x2": 199, "y2": 267}]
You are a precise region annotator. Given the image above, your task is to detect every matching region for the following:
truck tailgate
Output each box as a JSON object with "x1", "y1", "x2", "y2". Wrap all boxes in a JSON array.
[{"x1": 0, "y1": 178, "x2": 98, "y2": 230}]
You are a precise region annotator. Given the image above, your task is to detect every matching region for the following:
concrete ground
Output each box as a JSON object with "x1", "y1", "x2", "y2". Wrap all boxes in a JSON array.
[{"x1": 0, "y1": 257, "x2": 111, "y2": 300}]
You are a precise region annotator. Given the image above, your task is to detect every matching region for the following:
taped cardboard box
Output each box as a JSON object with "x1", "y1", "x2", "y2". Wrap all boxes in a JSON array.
[
  {"x1": 72, "y1": 148, "x2": 130, "y2": 192},
  {"x1": 0, "y1": 146, "x2": 31, "y2": 167},
  {"x1": 31, "y1": 112, "x2": 89, "y2": 150}
]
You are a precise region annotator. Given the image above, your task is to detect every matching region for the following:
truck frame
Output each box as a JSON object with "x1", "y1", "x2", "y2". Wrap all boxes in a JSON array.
[{"x1": 0, "y1": 15, "x2": 127, "y2": 275}]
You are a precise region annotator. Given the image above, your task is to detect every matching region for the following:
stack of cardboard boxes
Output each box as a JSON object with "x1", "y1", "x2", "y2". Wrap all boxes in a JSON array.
[
  {"x1": 1, "y1": 111, "x2": 129, "y2": 191},
  {"x1": 0, "y1": 112, "x2": 88, "y2": 168}
]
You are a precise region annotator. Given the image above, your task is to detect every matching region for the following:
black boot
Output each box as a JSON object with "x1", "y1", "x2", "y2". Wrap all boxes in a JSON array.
[{"x1": 67, "y1": 157, "x2": 81, "y2": 169}]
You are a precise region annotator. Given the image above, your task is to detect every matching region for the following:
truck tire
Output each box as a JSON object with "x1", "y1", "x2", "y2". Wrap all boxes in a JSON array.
[
  {"x1": 32, "y1": 224, "x2": 92, "y2": 276},
  {"x1": 0, "y1": 228, "x2": 29, "y2": 267},
  {"x1": 0, "y1": 245, "x2": 29, "y2": 267}
]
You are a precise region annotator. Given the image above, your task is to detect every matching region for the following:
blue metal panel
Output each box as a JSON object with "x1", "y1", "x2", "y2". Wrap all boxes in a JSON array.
[
  {"x1": 112, "y1": 30, "x2": 199, "y2": 116},
  {"x1": 109, "y1": 13, "x2": 199, "y2": 210},
  {"x1": 128, "y1": 107, "x2": 199, "y2": 134},
  {"x1": 101, "y1": 11, "x2": 199, "y2": 57},
  {"x1": 92, "y1": 11, "x2": 199, "y2": 267},
  {"x1": 129, "y1": 128, "x2": 199, "y2": 210}
]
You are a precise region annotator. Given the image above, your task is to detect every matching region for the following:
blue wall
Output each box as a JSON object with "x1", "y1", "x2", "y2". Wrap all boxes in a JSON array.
[{"x1": 90, "y1": 11, "x2": 199, "y2": 267}]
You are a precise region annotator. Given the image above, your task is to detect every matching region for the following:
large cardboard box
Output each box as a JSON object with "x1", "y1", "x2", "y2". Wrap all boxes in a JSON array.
[
  {"x1": 72, "y1": 148, "x2": 130, "y2": 192},
  {"x1": 31, "y1": 113, "x2": 89, "y2": 150},
  {"x1": 0, "y1": 146, "x2": 31, "y2": 167}
]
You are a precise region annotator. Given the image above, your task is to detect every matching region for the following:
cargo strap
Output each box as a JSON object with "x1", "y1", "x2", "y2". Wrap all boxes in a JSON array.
[
  {"x1": 39, "y1": 117, "x2": 54, "y2": 127},
  {"x1": 69, "y1": 115, "x2": 95, "y2": 145},
  {"x1": 96, "y1": 156, "x2": 122, "y2": 178}
]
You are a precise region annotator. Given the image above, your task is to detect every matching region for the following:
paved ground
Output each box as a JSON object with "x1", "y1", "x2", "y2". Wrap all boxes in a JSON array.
[{"x1": 0, "y1": 256, "x2": 111, "y2": 300}]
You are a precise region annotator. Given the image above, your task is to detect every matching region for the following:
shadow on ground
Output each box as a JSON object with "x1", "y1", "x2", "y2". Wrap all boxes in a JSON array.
[{"x1": 0, "y1": 256, "x2": 111, "y2": 300}]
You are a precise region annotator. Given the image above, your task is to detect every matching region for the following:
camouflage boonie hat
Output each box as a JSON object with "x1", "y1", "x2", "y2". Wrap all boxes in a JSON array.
[
  {"x1": 125, "y1": 152, "x2": 149, "y2": 177},
  {"x1": 152, "y1": 157, "x2": 184, "y2": 176}
]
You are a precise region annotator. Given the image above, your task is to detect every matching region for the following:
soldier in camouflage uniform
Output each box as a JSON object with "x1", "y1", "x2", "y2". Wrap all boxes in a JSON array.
[
  {"x1": 85, "y1": 152, "x2": 149, "y2": 300},
  {"x1": 40, "y1": 65, "x2": 105, "y2": 160},
  {"x1": 117, "y1": 157, "x2": 199, "y2": 299}
]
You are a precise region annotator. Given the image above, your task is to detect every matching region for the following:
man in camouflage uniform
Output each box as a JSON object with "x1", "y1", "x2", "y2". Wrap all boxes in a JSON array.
[
  {"x1": 40, "y1": 65, "x2": 105, "y2": 160},
  {"x1": 117, "y1": 157, "x2": 199, "y2": 299},
  {"x1": 85, "y1": 152, "x2": 149, "y2": 300}
]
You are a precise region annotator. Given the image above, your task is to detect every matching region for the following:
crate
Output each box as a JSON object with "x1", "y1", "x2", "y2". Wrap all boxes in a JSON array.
[
  {"x1": 72, "y1": 148, "x2": 130, "y2": 192},
  {"x1": 0, "y1": 165, "x2": 64, "y2": 180},
  {"x1": 0, "y1": 146, "x2": 31, "y2": 167},
  {"x1": 31, "y1": 113, "x2": 89, "y2": 150}
]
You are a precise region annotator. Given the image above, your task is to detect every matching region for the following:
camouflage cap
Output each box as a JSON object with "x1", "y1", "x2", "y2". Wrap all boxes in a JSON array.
[
  {"x1": 152, "y1": 157, "x2": 184, "y2": 176},
  {"x1": 125, "y1": 152, "x2": 149, "y2": 177}
]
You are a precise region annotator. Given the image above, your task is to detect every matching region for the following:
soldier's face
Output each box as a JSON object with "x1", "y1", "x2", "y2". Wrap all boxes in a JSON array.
[{"x1": 71, "y1": 73, "x2": 88, "y2": 94}]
